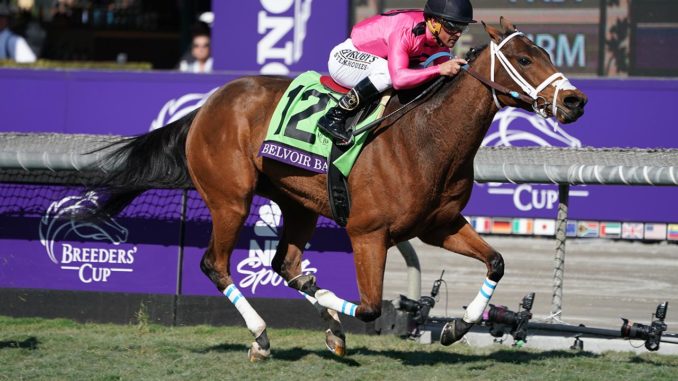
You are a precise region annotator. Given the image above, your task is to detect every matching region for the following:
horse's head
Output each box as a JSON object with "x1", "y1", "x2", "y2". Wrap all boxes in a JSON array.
[{"x1": 480, "y1": 17, "x2": 587, "y2": 124}]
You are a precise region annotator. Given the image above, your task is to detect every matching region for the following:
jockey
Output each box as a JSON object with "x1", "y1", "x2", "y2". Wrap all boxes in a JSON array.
[{"x1": 317, "y1": 0, "x2": 476, "y2": 144}]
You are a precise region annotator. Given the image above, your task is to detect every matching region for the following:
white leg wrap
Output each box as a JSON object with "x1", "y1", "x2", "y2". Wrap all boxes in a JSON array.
[
  {"x1": 224, "y1": 285, "x2": 266, "y2": 337},
  {"x1": 299, "y1": 291, "x2": 325, "y2": 313},
  {"x1": 463, "y1": 278, "x2": 497, "y2": 323},
  {"x1": 314, "y1": 289, "x2": 358, "y2": 317},
  {"x1": 299, "y1": 291, "x2": 343, "y2": 330}
]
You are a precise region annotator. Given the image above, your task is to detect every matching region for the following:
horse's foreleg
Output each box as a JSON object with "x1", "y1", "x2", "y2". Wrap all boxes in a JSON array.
[
  {"x1": 201, "y1": 202, "x2": 271, "y2": 361},
  {"x1": 419, "y1": 215, "x2": 505, "y2": 346},
  {"x1": 270, "y1": 201, "x2": 346, "y2": 356}
]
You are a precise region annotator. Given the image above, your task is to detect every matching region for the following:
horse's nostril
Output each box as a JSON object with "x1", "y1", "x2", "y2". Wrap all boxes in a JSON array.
[{"x1": 564, "y1": 96, "x2": 584, "y2": 109}]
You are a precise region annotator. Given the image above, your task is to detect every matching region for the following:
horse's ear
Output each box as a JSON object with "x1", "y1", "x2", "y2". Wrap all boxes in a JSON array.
[
  {"x1": 482, "y1": 20, "x2": 503, "y2": 43},
  {"x1": 499, "y1": 16, "x2": 517, "y2": 33}
]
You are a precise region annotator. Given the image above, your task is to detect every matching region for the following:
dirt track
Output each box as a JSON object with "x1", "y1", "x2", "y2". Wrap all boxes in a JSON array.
[{"x1": 383, "y1": 236, "x2": 678, "y2": 329}]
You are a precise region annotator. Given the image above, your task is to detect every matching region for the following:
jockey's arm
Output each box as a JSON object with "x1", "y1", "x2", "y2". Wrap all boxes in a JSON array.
[{"x1": 387, "y1": 30, "x2": 441, "y2": 90}]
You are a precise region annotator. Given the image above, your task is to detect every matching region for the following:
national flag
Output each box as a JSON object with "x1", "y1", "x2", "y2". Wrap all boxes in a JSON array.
[
  {"x1": 668, "y1": 224, "x2": 678, "y2": 241},
  {"x1": 599, "y1": 222, "x2": 622, "y2": 239},
  {"x1": 491, "y1": 218, "x2": 513, "y2": 234},
  {"x1": 645, "y1": 223, "x2": 667, "y2": 240},
  {"x1": 566, "y1": 220, "x2": 578, "y2": 237},
  {"x1": 577, "y1": 221, "x2": 599, "y2": 238},
  {"x1": 622, "y1": 222, "x2": 644, "y2": 240},
  {"x1": 471, "y1": 217, "x2": 491, "y2": 233},
  {"x1": 512, "y1": 218, "x2": 534, "y2": 235},
  {"x1": 534, "y1": 218, "x2": 556, "y2": 236}
]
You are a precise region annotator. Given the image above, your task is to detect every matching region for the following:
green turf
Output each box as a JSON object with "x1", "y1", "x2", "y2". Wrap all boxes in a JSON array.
[{"x1": 1, "y1": 315, "x2": 677, "y2": 381}]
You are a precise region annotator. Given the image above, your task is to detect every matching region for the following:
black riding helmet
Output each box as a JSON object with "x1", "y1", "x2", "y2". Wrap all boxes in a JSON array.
[{"x1": 424, "y1": 0, "x2": 477, "y2": 25}]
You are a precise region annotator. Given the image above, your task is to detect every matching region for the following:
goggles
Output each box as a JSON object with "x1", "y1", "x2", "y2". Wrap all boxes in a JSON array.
[{"x1": 439, "y1": 18, "x2": 469, "y2": 34}]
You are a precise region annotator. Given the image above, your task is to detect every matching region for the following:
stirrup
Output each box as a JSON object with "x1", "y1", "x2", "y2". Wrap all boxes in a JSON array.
[{"x1": 318, "y1": 114, "x2": 352, "y2": 144}]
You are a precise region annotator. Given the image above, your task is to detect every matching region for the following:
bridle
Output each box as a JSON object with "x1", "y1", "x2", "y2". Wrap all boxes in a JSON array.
[{"x1": 464, "y1": 30, "x2": 577, "y2": 119}]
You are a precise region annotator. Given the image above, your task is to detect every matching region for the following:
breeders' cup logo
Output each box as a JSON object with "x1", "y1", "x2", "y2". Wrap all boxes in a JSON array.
[
  {"x1": 480, "y1": 107, "x2": 589, "y2": 211},
  {"x1": 237, "y1": 200, "x2": 317, "y2": 294},
  {"x1": 150, "y1": 88, "x2": 218, "y2": 131},
  {"x1": 483, "y1": 107, "x2": 581, "y2": 148},
  {"x1": 39, "y1": 192, "x2": 138, "y2": 284},
  {"x1": 257, "y1": 0, "x2": 313, "y2": 75}
]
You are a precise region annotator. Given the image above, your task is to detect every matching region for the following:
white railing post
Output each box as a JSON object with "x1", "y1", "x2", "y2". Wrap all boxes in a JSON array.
[{"x1": 550, "y1": 184, "x2": 570, "y2": 322}]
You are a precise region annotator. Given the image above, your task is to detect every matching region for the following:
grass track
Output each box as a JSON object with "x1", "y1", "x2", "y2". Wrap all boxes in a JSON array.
[{"x1": 1, "y1": 316, "x2": 677, "y2": 380}]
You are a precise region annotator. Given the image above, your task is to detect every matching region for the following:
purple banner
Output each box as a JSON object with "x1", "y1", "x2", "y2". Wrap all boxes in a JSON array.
[
  {"x1": 212, "y1": 0, "x2": 349, "y2": 74},
  {"x1": 0, "y1": 185, "x2": 182, "y2": 294},
  {"x1": 0, "y1": 70, "x2": 239, "y2": 135},
  {"x1": 181, "y1": 248, "x2": 358, "y2": 300},
  {"x1": 0, "y1": 240, "x2": 178, "y2": 294}
]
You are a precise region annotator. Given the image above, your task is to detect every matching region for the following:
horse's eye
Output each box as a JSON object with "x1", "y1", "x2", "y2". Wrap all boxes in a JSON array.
[{"x1": 518, "y1": 57, "x2": 532, "y2": 66}]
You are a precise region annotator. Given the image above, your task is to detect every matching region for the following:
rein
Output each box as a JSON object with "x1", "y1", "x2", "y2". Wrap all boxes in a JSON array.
[{"x1": 350, "y1": 76, "x2": 447, "y2": 137}]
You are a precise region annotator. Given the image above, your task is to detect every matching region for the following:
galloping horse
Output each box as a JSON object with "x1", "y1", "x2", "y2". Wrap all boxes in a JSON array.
[{"x1": 93, "y1": 18, "x2": 586, "y2": 360}]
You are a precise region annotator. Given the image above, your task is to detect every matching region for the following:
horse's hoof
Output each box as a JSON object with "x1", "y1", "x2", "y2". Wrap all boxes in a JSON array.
[
  {"x1": 248, "y1": 341, "x2": 271, "y2": 362},
  {"x1": 440, "y1": 319, "x2": 474, "y2": 346},
  {"x1": 325, "y1": 329, "x2": 346, "y2": 357}
]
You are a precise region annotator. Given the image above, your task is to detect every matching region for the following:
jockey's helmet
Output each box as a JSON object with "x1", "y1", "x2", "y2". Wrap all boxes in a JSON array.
[{"x1": 424, "y1": 0, "x2": 477, "y2": 26}]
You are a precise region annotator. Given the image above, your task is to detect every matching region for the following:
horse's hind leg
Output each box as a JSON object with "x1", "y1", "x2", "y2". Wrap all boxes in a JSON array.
[
  {"x1": 199, "y1": 199, "x2": 273, "y2": 361},
  {"x1": 300, "y1": 229, "x2": 389, "y2": 323},
  {"x1": 419, "y1": 214, "x2": 505, "y2": 346},
  {"x1": 269, "y1": 198, "x2": 346, "y2": 356}
]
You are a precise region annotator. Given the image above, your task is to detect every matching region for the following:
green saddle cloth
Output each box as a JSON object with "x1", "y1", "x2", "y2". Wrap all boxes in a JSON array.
[{"x1": 258, "y1": 71, "x2": 385, "y2": 177}]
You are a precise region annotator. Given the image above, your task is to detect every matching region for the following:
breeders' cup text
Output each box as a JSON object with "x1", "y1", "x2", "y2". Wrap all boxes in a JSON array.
[{"x1": 59, "y1": 243, "x2": 137, "y2": 283}]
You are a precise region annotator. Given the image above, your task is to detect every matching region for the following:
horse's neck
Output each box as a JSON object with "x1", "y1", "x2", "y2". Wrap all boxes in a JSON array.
[{"x1": 409, "y1": 52, "x2": 498, "y2": 178}]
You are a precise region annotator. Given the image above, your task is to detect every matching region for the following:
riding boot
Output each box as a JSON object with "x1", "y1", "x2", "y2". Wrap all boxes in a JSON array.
[{"x1": 318, "y1": 77, "x2": 380, "y2": 144}]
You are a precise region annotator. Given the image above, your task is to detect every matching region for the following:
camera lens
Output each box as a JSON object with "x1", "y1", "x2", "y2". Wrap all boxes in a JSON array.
[
  {"x1": 487, "y1": 305, "x2": 517, "y2": 326},
  {"x1": 620, "y1": 319, "x2": 650, "y2": 340},
  {"x1": 398, "y1": 295, "x2": 420, "y2": 313}
]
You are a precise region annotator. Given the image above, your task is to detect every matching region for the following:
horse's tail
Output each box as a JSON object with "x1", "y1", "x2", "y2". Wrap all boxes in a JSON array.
[{"x1": 90, "y1": 108, "x2": 199, "y2": 217}]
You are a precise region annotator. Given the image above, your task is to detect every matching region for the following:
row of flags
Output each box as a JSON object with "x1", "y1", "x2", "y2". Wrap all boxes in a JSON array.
[{"x1": 467, "y1": 216, "x2": 678, "y2": 241}]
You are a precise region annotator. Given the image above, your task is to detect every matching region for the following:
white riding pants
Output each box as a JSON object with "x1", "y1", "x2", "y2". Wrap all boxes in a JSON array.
[{"x1": 327, "y1": 38, "x2": 392, "y2": 92}]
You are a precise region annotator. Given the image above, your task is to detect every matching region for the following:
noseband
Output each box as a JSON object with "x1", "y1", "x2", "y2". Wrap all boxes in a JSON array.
[
  {"x1": 464, "y1": 31, "x2": 577, "y2": 119},
  {"x1": 491, "y1": 31, "x2": 577, "y2": 117}
]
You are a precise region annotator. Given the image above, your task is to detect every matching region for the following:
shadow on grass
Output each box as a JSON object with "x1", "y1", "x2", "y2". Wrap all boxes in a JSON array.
[
  {"x1": 349, "y1": 346, "x2": 600, "y2": 366},
  {"x1": 628, "y1": 355, "x2": 672, "y2": 366},
  {"x1": 198, "y1": 342, "x2": 600, "y2": 366},
  {"x1": 197, "y1": 343, "x2": 361, "y2": 366},
  {"x1": 0, "y1": 337, "x2": 39, "y2": 350}
]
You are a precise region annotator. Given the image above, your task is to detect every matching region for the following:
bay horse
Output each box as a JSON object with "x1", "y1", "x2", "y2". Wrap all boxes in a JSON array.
[{"x1": 92, "y1": 18, "x2": 586, "y2": 361}]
